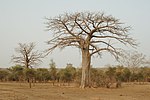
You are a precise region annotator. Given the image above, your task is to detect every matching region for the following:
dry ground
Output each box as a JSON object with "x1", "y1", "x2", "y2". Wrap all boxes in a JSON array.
[{"x1": 0, "y1": 82, "x2": 150, "y2": 100}]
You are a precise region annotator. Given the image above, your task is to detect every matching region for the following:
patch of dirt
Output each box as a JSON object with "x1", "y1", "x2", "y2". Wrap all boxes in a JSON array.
[{"x1": 0, "y1": 82, "x2": 150, "y2": 100}]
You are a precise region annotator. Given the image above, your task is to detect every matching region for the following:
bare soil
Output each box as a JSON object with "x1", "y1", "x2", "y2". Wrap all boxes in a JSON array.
[{"x1": 0, "y1": 82, "x2": 150, "y2": 100}]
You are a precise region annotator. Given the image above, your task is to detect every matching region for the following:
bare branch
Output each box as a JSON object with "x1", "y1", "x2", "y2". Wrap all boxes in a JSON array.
[
  {"x1": 45, "y1": 11, "x2": 137, "y2": 60},
  {"x1": 12, "y1": 43, "x2": 43, "y2": 68}
]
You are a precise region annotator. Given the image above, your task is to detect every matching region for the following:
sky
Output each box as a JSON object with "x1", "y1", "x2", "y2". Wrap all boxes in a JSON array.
[{"x1": 0, "y1": 0, "x2": 150, "y2": 68}]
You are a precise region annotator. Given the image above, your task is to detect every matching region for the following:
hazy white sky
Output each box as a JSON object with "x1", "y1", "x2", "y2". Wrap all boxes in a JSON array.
[{"x1": 0, "y1": 0, "x2": 150, "y2": 68}]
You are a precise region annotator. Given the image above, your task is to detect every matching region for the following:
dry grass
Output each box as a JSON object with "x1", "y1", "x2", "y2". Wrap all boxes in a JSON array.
[{"x1": 0, "y1": 82, "x2": 150, "y2": 100}]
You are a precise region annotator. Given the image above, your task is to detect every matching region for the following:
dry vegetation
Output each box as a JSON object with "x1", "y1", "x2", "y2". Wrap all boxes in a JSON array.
[{"x1": 0, "y1": 82, "x2": 150, "y2": 100}]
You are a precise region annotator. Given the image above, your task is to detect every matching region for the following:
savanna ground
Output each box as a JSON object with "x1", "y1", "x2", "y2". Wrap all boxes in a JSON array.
[{"x1": 0, "y1": 82, "x2": 150, "y2": 100}]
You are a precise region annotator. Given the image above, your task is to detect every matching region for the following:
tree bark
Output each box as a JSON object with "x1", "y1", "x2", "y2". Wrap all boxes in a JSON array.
[{"x1": 80, "y1": 49, "x2": 91, "y2": 88}]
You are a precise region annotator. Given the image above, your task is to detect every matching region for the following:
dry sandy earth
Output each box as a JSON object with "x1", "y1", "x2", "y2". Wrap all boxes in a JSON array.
[{"x1": 0, "y1": 82, "x2": 150, "y2": 100}]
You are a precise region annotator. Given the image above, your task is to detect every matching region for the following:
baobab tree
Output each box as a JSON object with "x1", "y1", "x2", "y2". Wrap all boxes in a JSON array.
[
  {"x1": 45, "y1": 12, "x2": 137, "y2": 88},
  {"x1": 12, "y1": 42, "x2": 43, "y2": 69}
]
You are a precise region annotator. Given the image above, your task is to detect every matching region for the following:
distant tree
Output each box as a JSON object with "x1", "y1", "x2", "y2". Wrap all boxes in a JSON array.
[
  {"x1": 105, "y1": 67, "x2": 116, "y2": 81},
  {"x1": 58, "y1": 64, "x2": 76, "y2": 86},
  {"x1": 12, "y1": 42, "x2": 43, "y2": 69},
  {"x1": 123, "y1": 67, "x2": 131, "y2": 82},
  {"x1": 45, "y1": 12, "x2": 137, "y2": 88},
  {"x1": 57, "y1": 69, "x2": 66, "y2": 85},
  {"x1": 8, "y1": 65, "x2": 24, "y2": 82},
  {"x1": 65, "y1": 64, "x2": 76, "y2": 82},
  {"x1": 119, "y1": 51, "x2": 145, "y2": 73},
  {"x1": 91, "y1": 68, "x2": 105, "y2": 87},
  {"x1": 12, "y1": 43, "x2": 43, "y2": 87},
  {"x1": 36, "y1": 68, "x2": 50, "y2": 83},
  {"x1": 0, "y1": 70, "x2": 9, "y2": 81},
  {"x1": 136, "y1": 72, "x2": 144, "y2": 82},
  {"x1": 115, "y1": 66, "x2": 125, "y2": 88},
  {"x1": 25, "y1": 68, "x2": 36, "y2": 88},
  {"x1": 143, "y1": 58, "x2": 150, "y2": 67},
  {"x1": 49, "y1": 59, "x2": 57, "y2": 85},
  {"x1": 138, "y1": 67, "x2": 150, "y2": 82},
  {"x1": 115, "y1": 65, "x2": 124, "y2": 81},
  {"x1": 105, "y1": 67, "x2": 116, "y2": 88}
]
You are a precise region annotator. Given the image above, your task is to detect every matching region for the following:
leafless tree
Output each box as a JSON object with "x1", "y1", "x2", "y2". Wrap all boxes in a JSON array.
[
  {"x1": 12, "y1": 42, "x2": 43, "y2": 68},
  {"x1": 45, "y1": 12, "x2": 137, "y2": 88},
  {"x1": 119, "y1": 51, "x2": 146, "y2": 73},
  {"x1": 143, "y1": 57, "x2": 150, "y2": 67}
]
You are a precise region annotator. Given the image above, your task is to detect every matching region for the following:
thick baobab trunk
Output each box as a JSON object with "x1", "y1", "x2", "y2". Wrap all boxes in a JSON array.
[{"x1": 80, "y1": 49, "x2": 91, "y2": 88}]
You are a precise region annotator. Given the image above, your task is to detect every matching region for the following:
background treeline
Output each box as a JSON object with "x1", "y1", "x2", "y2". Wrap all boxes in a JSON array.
[{"x1": 0, "y1": 63, "x2": 150, "y2": 88}]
